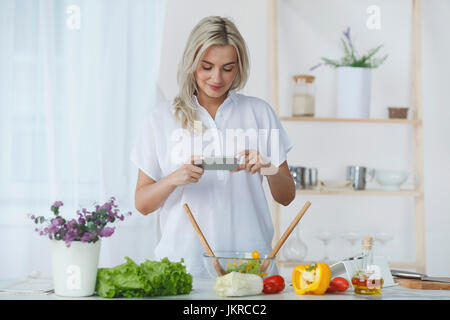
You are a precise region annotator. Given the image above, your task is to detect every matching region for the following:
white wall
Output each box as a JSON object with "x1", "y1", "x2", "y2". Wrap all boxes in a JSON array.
[
  {"x1": 422, "y1": 0, "x2": 450, "y2": 276},
  {"x1": 158, "y1": 0, "x2": 270, "y2": 102},
  {"x1": 159, "y1": 0, "x2": 450, "y2": 276},
  {"x1": 277, "y1": 0, "x2": 415, "y2": 277}
]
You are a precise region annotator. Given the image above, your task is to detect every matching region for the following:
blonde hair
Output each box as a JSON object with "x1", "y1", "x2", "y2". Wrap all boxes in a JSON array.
[{"x1": 173, "y1": 16, "x2": 250, "y2": 130}]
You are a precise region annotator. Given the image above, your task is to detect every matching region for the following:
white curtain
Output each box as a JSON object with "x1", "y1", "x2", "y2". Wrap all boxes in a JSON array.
[{"x1": 0, "y1": 0, "x2": 165, "y2": 279}]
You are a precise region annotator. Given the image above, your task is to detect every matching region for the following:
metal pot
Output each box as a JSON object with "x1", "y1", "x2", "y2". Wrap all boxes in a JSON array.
[
  {"x1": 346, "y1": 166, "x2": 374, "y2": 190},
  {"x1": 289, "y1": 166, "x2": 318, "y2": 189}
]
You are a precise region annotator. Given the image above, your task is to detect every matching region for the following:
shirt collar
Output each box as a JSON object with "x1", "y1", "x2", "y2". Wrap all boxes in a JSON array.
[{"x1": 193, "y1": 90, "x2": 237, "y2": 110}]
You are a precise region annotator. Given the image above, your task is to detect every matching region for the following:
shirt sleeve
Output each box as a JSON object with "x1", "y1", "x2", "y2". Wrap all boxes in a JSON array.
[
  {"x1": 263, "y1": 102, "x2": 294, "y2": 167},
  {"x1": 130, "y1": 113, "x2": 162, "y2": 181}
]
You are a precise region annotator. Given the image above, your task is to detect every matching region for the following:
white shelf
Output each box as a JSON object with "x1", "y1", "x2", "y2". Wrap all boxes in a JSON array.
[
  {"x1": 295, "y1": 188, "x2": 422, "y2": 197},
  {"x1": 281, "y1": 117, "x2": 421, "y2": 125}
]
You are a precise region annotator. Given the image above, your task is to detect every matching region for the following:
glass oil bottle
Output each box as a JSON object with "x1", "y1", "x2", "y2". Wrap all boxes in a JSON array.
[{"x1": 351, "y1": 237, "x2": 384, "y2": 295}]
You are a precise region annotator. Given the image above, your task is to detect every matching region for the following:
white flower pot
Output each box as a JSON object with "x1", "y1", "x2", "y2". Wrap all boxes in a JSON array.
[
  {"x1": 50, "y1": 239, "x2": 101, "y2": 297},
  {"x1": 336, "y1": 67, "x2": 372, "y2": 118}
]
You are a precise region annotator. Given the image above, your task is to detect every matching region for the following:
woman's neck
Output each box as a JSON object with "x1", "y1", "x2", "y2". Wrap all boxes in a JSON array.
[{"x1": 195, "y1": 90, "x2": 228, "y2": 119}]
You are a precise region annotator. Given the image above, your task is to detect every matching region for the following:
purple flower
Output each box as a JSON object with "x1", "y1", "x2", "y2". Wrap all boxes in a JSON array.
[
  {"x1": 81, "y1": 232, "x2": 93, "y2": 242},
  {"x1": 30, "y1": 197, "x2": 130, "y2": 246},
  {"x1": 343, "y1": 26, "x2": 353, "y2": 51},
  {"x1": 99, "y1": 227, "x2": 115, "y2": 238},
  {"x1": 309, "y1": 63, "x2": 323, "y2": 71},
  {"x1": 51, "y1": 216, "x2": 63, "y2": 226},
  {"x1": 49, "y1": 224, "x2": 58, "y2": 233},
  {"x1": 101, "y1": 202, "x2": 112, "y2": 211},
  {"x1": 53, "y1": 201, "x2": 64, "y2": 209},
  {"x1": 63, "y1": 229, "x2": 78, "y2": 246},
  {"x1": 68, "y1": 219, "x2": 77, "y2": 228}
]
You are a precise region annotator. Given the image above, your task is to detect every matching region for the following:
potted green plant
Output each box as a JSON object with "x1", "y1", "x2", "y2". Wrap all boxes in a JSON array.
[
  {"x1": 29, "y1": 197, "x2": 132, "y2": 297},
  {"x1": 312, "y1": 27, "x2": 388, "y2": 118}
]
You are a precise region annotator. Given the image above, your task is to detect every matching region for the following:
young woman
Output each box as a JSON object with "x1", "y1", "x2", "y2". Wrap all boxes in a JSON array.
[{"x1": 131, "y1": 16, "x2": 295, "y2": 277}]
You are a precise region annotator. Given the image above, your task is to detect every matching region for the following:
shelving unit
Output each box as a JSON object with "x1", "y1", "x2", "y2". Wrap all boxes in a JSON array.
[
  {"x1": 296, "y1": 189, "x2": 421, "y2": 197},
  {"x1": 280, "y1": 117, "x2": 421, "y2": 125},
  {"x1": 268, "y1": 0, "x2": 425, "y2": 272}
]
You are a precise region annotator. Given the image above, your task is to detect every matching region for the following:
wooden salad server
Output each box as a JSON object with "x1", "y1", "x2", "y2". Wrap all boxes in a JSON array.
[
  {"x1": 259, "y1": 201, "x2": 312, "y2": 274},
  {"x1": 183, "y1": 203, "x2": 226, "y2": 276}
]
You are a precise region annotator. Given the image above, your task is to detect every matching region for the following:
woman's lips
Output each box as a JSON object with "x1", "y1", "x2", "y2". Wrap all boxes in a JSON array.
[{"x1": 208, "y1": 84, "x2": 223, "y2": 91}]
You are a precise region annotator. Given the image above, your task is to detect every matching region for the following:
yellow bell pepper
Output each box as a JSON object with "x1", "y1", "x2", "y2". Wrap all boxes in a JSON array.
[{"x1": 292, "y1": 263, "x2": 331, "y2": 295}]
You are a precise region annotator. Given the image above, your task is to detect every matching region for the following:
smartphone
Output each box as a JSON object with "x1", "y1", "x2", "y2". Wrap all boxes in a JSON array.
[{"x1": 196, "y1": 157, "x2": 240, "y2": 170}]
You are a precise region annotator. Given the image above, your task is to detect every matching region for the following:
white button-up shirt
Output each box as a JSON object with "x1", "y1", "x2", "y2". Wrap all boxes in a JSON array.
[{"x1": 130, "y1": 90, "x2": 293, "y2": 277}]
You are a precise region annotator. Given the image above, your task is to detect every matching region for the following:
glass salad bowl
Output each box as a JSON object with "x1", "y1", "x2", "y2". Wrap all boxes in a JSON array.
[{"x1": 202, "y1": 250, "x2": 276, "y2": 278}]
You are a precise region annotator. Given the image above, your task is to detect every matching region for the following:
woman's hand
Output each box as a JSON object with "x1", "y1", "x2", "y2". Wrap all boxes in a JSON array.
[
  {"x1": 231, "y1": 149, "x2": 276, "y2": 175},
  {"x1": 167, "y1": 156, "x2": 204, "y2": 186}
]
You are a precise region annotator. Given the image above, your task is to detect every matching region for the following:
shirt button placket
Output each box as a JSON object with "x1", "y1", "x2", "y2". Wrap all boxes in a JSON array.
[{"x1": 215, "y1": 113, "x2": 221, "y2": 126}]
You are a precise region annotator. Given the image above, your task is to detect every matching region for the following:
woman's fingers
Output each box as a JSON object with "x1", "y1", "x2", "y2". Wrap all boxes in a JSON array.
[
  {"x1": 187, "y1": 155, "x2": 203, "y2": 166},
  {"x1": 236, "y1": 149, "x2": 250, "y2": 158},
  {"x1": 184, "y1": 151, "x2": 268, "y2": 176},
  {"x1": 234, "y1": 149, "x2": 268, "y2": 174},
  {"x1": 250, "y1": 163, "x2": 262, "y2": 174},
  {"x1": 180, "y1": 171, "x2": 201, "y2": 184},
  {"x1": 240, "y1": 151, "x2": 259, "y2": 173},
  {"x1": 188, "y1": 164, "x2": 204, "y2": 174},
  {"x1": 189, "y1": 171, "x2": 202, "y2": 179},
  {"x1": 175, "y1": 159, "x2": 204, "y2": 185},
  {"x1": 245, "y1": 161, "x2": 253, "y2": 172}
]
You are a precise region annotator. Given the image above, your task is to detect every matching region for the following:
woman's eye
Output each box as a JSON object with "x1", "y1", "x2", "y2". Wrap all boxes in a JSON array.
[{"x1": 202, "y1": 66, "x2": 233, "y2": 72}]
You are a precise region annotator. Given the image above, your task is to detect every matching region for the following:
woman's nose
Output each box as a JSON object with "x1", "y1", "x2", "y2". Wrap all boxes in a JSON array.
[{"x1": 211, "y1": 69, "x2": 223, "y2": 83}]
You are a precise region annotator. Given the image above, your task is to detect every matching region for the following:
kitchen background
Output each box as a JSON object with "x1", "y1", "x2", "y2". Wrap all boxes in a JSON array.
[{"x1": 1, "y1": 0, "x2": 449, "y2": 280}]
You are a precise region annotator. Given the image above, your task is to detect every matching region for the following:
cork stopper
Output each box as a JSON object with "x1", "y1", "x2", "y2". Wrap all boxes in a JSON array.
[
  {"x1": 362, "y1": 237, "x2": 373, "y2": 250},
  {"x1": 293, "y1": 75, "x2": 315, "y2": 83}
]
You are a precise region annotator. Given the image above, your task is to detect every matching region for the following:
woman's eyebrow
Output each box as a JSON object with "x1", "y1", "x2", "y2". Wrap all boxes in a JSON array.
[{"x1": 201, "y1": 60, "x2": 236, "y2": 66}]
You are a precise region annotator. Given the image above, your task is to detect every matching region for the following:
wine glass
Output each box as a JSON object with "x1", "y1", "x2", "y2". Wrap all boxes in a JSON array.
[
  {"x1": 316, "y1": 231, "x2": 333, "y2": 262},
  {"x1": 374, "y1": 232, "x2": 394, "y2": 258},
  {"x1": 343, "y1": 232, "x2": 361, "y2": 257},
  {"x1": 281, "y1": 227, "x2": 308, "y2": 262}
]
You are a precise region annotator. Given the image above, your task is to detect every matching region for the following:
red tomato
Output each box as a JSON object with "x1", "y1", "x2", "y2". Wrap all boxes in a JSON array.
[
  {"x1": 327, "y1": 277, "x2": 349, "y2": 293},
  {"x1": 327, "y1": 282, "x2": 339, "y2": 293},
  {"x1": 262, "y1": 281, "x2": 279, "y2": 294},
  {"x1": 263, "y1": 275, "x2": 285, "y2": 294}
]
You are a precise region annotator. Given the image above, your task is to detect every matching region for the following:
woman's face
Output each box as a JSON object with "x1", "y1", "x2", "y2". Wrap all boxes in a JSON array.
[{"x1": 194, "y1": 44, "x2": 238, "y2": 100}]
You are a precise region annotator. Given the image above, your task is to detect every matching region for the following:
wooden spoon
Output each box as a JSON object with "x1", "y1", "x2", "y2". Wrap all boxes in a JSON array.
[
  {"x1": 259, "y1": 201, "x2": 312, "y2": 274},
  {"x1": 183, "y1": 203, "x2": 226, "y2": 276}
]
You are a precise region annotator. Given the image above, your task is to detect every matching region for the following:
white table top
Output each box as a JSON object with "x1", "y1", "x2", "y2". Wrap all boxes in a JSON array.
[{"x1": 1, "y1": 277, "x2": 450, "y2": 300}]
